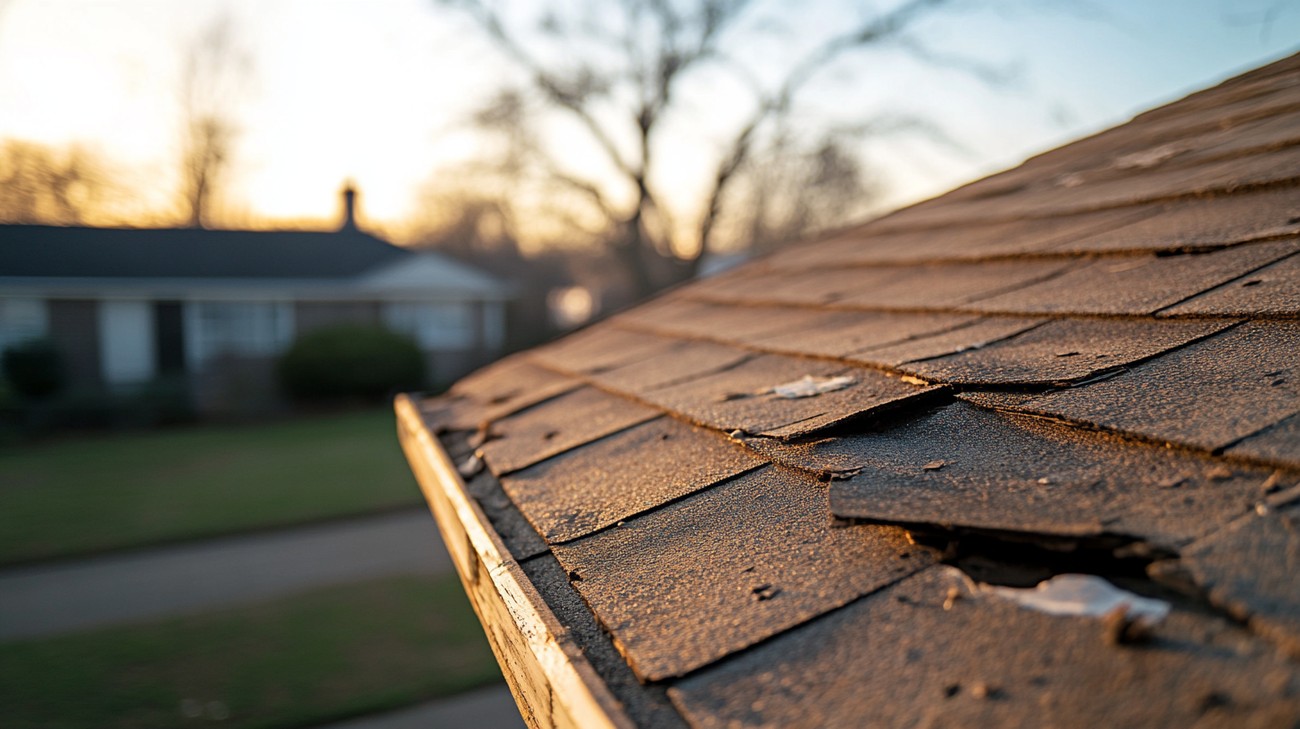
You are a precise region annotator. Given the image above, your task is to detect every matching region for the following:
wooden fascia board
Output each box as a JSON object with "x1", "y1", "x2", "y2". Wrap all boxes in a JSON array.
[{"x1": 394, "y1": 394, "x2": 633, "y2": 729}]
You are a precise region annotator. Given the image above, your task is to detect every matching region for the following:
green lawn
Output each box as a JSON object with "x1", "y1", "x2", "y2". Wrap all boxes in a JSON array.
[
  {"x1": 0, "y1": 574, "x2": 503, "y2": 729},
  {"x1": 0, "y1": 409, "x2": 424, "y2": 565}
]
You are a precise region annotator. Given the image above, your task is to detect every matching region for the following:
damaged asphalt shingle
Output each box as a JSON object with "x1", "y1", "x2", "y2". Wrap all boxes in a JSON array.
[
  {"x1": 823, "y1": 402, "x2": 1282, "y2": 550},
  {"x1": 668, "y1": 566, "x2": 1300, "y2": 729},
  {"x1": 409, "y1": 52, "x2": 1300, "y2": 728}
]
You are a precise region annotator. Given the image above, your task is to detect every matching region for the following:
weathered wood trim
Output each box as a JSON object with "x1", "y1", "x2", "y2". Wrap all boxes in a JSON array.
[{"x1": 395, "y1": 394, "x2": 633, "y2": 729}]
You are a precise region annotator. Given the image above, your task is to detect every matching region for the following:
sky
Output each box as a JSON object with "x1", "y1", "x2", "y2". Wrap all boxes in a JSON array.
[{"x1": 0, "y1": 0, "x2": 1296, "y2": 243}]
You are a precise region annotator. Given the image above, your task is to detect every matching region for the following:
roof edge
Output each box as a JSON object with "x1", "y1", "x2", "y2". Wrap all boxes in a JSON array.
[{"x1": 393, "y1": 395, "x2": 631, "y2": 729}]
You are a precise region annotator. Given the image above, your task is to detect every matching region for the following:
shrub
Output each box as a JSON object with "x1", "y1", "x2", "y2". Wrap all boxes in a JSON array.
[
  {"x1": 278, "y1": 325, "x2": 425, "y2": 402},
  {"x1": 2, "y1": 338, "x2": 66, "y2": 399}
]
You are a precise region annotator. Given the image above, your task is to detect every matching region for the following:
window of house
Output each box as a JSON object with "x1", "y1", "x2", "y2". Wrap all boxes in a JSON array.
[
  {"x1": 0, "y1": 297, "x2": 49, "y2": 353},
  {"x1": 382, "y1": 302, "x2": 474, "y2": 350},
  {"x1": 186, "y1": 301, "x2": 294, "y2": 366}
]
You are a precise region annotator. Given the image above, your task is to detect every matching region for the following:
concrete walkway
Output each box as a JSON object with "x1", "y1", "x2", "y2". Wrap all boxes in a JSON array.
[
  {"x1": 0, "y1": 508, "x2": 451, "y2": 640},
  {"x1": 316, "y1": 684, "x2": 525, "y2": 729}
]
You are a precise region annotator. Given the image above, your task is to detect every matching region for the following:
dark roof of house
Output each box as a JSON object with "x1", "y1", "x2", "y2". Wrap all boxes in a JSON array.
[
  {"x1": 407, "y1": 52, "x2": 1300, "y2": 727},
  {"x1": 0, "y1": 224, "x2": 410, "y2": 279}
]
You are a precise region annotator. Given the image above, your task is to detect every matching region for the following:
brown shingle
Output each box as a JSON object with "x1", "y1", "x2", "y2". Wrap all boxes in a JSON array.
[
  {"x1": 1163, "y1": 250, "x2": 1300, "y2": 317},
  {"x1": 1227, "y1": 413, "x2": 1300, "y2": 468},
  {"x1": 748, "y1": 310, "x2": 978, "y2": 360},
  {"x1": 1048, "y1": 188, "x2": 1300, "y2": 255},
  {"x1": 1019, "y1": 321, "x2": 1300, "y2": 455},
  {"x1": 590, "y1": 339, "x2": 753, "y2": 392},
  {"x1": 529, "y1": 327, "x2": 688, "y2": 375},
  {"x1": 435, "y1": 355, "x2": 582, "y2": 430},
  {"x1": 500, "y1": 417, "x2": 763, "y2": 543},
  {"x1": 400, "y1": 53, "x2": 1300, "y2": 729},
  {"x1": 685, "y1": 266, "x2": 900, "y2": 307},
  {"x1": 832, "y1": 259, "x2": 1075, "y2": 310},
  {"x1": 814, "y1": 403, "x2": 1271, "y2": 549},
  {"x1": 898, "y1": 317, "x2": 1233, "y2": 385},
  {"x1": 638, "y1": 353, "x2": 941, "y2": 438},
  {"x1": 551, "y1": 466, "x2": 932, "y2": 681},
  {"x1": 669, "y1": 566, "x2": 1300, "y2": 729},
  {"x1": 764, "y1": 206, "x2": 1151, "y2": 267},
  {"x1": 478, "y1": 386, "x2": 660, "y2": 475},
  {"x1": 969, "y1": 240, "x2": 1298, "y2": 316},
  {"x1": 1179, "y1": 503, "x2": 1300, "y2": 659},
  {"x1": 617, "y1": 297, "x2": 827, "y2": 340},
  {"x1": 849, "y1": 315, "x2": 1044, "y2": 367}
]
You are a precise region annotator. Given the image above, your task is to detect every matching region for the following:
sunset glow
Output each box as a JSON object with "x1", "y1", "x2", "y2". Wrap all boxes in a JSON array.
[{"x1": 1, "y1": 0, "x2": 1297, "y2": 247}]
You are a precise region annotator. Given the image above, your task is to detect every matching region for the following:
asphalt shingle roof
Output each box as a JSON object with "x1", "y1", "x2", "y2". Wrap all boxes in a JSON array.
[{"x1": 404, "y1": 52, "x2": 1300, "y2": 727}]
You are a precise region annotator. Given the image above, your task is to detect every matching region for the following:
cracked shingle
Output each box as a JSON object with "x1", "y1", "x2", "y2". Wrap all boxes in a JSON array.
[{"x1": 814, "y1": 402, "x2": 1273, "y2": 549}]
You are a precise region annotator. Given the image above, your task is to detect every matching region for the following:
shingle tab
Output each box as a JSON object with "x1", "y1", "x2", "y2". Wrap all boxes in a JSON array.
[
  {"x1": 876, "y1": 144, "x2": 1300, "y2": 231},
  {"x1": 749, "y1": 310, "x2": 978, "y2": 360},
  {"x1": 849, "y1": 316, "x2": 1044, "y2": 367},
  {"x1": 821, "y1": 403, "x2": 1271, "y2": 549},
  {"x1": 669, "y1": 566, "x2": 1300, "y2": 729},
  {"x1": 529, "y1": 328, "x2": 687, "y2": 375},
  {"x1": 1047, "y1": 188, "x2": 1300, "y2": 255},
  {"x1": 551, "y1": 466, "x2": 932, "y2": 681},
  {"x1": 1227, "y1": 413, "x2": 1300, "y2": 468},
  {"x1": 518, "y1": 554, "x2": 689, "y2": 728},
  {"x1": 685, "y1": 267, "x2": 898, "y2": 307},
  {"x1": 590, "y1": 340, "x2": 753, "y2": 393},
  {"x1": 429, "y1": 357, "x2": 582, "y2": 431},
  {"x1": 1163, "y1": 250, "x2": 1300, "y2": 317},
  {"x1": 832, "y1": 259, "x2": 1075, "y2": 310},
  {"x1": 1180, "y1": 501, "x2": 1300, "y2": 658},
  {"x1": 1020, "y1": 321, "x2": 1300, "y2": 454},
  {"x1": 899, "y1": 317, "x2": 1233, "y2": 385},
  {"x1": 639, "y1": 353, "x2": 941, "y2": 438},
  {"x1": 500, "y1": 418, "x2": 763, "y2": 543},
  {"x1": 478, "y1": 387, "x2": 660, "y2": 475},
  {"x1": 970, "y1": 240, "x2": 1298, "y2": 316},
  {"x1": 764, "y1": 206, "x2": 1151, "y2": 267},
  {"x1": 618, "y1": 297, "x2": 827, "y2": 341}
]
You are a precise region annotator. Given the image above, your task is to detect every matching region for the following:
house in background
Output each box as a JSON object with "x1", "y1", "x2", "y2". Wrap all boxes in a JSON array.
[{"x1": 0, "y1": 186, "x2": 511, "y2": 412}]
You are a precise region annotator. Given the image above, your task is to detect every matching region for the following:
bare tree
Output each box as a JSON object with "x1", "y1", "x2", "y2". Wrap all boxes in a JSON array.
[
  {"x1": 0, "y1": 140, "x2": 111, "y2": 225},
  {"x1": 439, "y1": 0, "x2": 1005, "y2": 298},
  {"x1": 178, "y1": 15, "x2": 252, "y2": 229}
]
